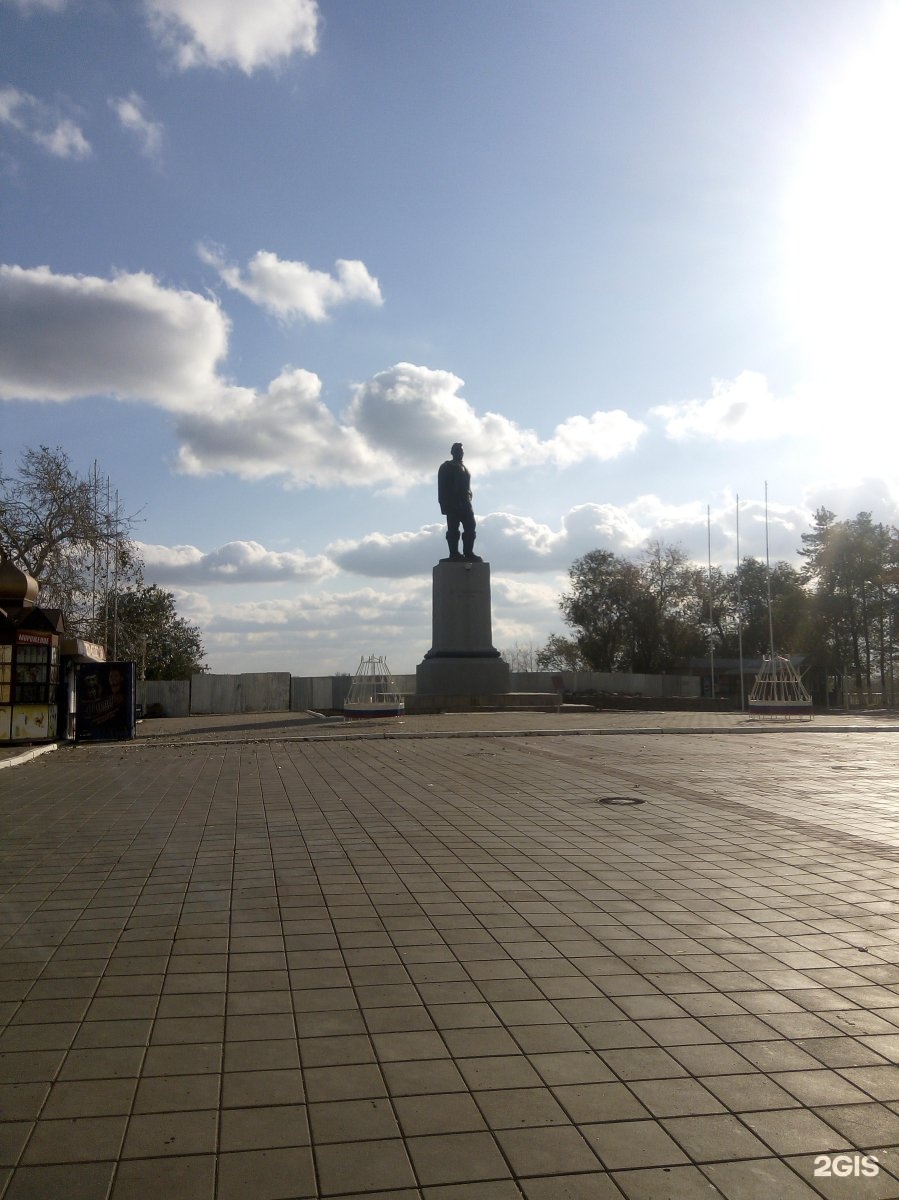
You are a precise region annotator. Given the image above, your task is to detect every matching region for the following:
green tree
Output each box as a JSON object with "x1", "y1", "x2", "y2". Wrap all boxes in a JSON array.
[
  {"x1": 535, "y1": 634, "x2": 588, "y2": 671},
  {"x1": 717, "y1": 557, "x2": 809, "y2": 658},
  {"x1": 556, "y1": 543, "x2": 707, "y2": 673},
  {"x1": 104, "y1": 585, "x2": 206, "y2": 680},
  {"x1": 558, "y1": 549, "x2": 641, "y2": 670},
  {"x1": 637, "y1": 541, "x2": 709, "y2": 671},
  {"x1": 799, "y1": 508, "x2": 898, "y2": 695}
]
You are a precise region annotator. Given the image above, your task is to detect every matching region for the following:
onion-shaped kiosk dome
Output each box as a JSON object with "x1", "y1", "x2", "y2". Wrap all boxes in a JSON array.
[{"x1": 0, "y1": 561, "x2": 38, "y2": 609}]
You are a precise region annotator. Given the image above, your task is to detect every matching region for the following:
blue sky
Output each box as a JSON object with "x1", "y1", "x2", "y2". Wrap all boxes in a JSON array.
[{"x1": 2, "y1": 0, "x2": 898, "y2": 674}]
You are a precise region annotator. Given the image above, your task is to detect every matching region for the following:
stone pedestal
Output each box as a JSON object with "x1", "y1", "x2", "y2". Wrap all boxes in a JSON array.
[{"x1": 416, "y1": 561, "x2": 510, "y2": 696}]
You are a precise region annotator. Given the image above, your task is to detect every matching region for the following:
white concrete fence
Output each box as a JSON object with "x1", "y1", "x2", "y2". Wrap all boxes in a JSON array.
[{"x1": 138, "y1": 669, "x2": 699, "y2": 717}]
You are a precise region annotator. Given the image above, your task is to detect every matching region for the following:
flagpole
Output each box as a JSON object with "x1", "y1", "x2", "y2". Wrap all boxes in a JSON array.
[
  {"x1": 736, "y1": 493, "x2": 745, "y2": 711},
  {"x1": 764, "y1": 481, "x2": 775, "y2": 660},
  {"x1": 708, "y1": 505, "x2": 716, "y2": 703}
]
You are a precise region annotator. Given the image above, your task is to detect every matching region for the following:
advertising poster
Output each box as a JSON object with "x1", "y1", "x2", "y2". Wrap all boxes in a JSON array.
[{"x1": 75, "y1": 662, "x2": 136, "y2": 742}]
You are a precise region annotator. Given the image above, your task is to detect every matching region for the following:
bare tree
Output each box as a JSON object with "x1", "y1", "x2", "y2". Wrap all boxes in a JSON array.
[
  {"x1": 0, "y1": 445, "x2": 141, "y2": 640},
  {"x1": 502, "y1": 641, "x2": 538, "y2": 671}
]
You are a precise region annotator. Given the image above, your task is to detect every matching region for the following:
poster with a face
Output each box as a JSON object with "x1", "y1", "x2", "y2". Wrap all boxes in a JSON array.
[{"x1": 75, "y1": 662, "x2": 135, "y2": 741}]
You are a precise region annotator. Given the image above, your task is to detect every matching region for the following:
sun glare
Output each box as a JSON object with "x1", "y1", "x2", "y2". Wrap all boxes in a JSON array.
[{"x1": 784, "y1": 4, "x2": 899, "y2": 416}]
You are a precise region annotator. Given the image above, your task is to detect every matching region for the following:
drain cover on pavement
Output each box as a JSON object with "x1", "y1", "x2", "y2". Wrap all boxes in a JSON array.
[{"x1": 596, "y1": 796, "x2": 645, "y2": 806}]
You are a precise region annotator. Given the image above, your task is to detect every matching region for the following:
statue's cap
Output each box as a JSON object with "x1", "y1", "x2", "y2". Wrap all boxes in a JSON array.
[{"x1": 451, "y1": 442, "x2": 463, "y2": 454}]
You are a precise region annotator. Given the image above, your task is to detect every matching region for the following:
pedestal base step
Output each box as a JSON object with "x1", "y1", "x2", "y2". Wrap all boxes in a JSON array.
[{"x1": 405, "y1": 692, "x2": 562, "y2": 715}]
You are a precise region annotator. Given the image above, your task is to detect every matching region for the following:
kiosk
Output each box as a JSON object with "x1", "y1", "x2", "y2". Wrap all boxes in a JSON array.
[{"x1": 0, "y1": 563, "x2": 63, "y2": 743}]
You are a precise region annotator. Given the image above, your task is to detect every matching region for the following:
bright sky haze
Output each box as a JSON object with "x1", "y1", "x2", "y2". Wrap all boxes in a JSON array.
[{"x1": 2, "y1": 0, "x2": 898, "y2": 674}]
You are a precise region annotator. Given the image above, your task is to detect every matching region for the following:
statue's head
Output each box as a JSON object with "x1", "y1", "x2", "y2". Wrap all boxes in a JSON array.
[{"x1": 451, "y1": 442, "x2": 464, "y2": 460}]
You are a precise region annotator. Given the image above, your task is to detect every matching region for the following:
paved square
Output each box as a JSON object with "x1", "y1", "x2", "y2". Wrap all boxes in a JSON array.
[{"x1": 2, "y1": 720, "x2": 899, "y2": 1198}]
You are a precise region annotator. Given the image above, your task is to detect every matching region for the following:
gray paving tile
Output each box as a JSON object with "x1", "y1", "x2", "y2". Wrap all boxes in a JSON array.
[
  {"x1": 701, "y1": 1157, "x2": 820, "y2": 1200},
  {"x1": 316, "y1": 1137, "x2": 417, "y2": 1194},
  {"x1": 219, "y1": 1104, "x2": 310, "y2": 1151},
  {"x1": 21, "y1": 1114, "x2": 127, "y2": 1164},
  {"x1": 7, "y1": 723, "x2": 899, "y2": 1197},
  {"x1": 41, "y1": 1078, "x2": 137, "y2": 1118},
  {"x1": 6, "y1": 1161, "x2": 117, "y2": 1200},
  {"x1": 0, "y1": 1122, "x2": 32, "y2": 1168},
  {"x1": 628, "y1": 1078, "x2": 726, "y2": 1118},
  {"x1": 661, "y1": 1113, "x2": 771, "y2": 1161},
  {"x1": 520, "y1": 1176, "x2": 625, "y2": 1200},
  {"x1": 456, "y1": 1055, "x2": 543, "y2": 1091},
  {"x1": 222, "y1": 1068, "x2": 305, "y2": 1107},
  {"x1": 739, "y1": 1107, "x2": 852, "y2": 1154},
  {"x1": 496, "y1": 1124, "x2": 601, "y2": 1175},
  {"x1": 553, "y1": 1081, "x2": 651, "y2": 1123},
  {"x1": 473, "y1": 1085, "x2": 569, "y2": 1129},
  {"x1": 772, "y1": 1068, "x2": 874, "y2": 1106},
  {"x1": 309, "y1": 1097, "x2": 403, "y2": 1143},
  {"x1": 583, "y1": 1118, "x2": 689, "y2": 1169},
  {"x1": 785, "y1": 1154, "x2": 899, "y2": 1199},
  {"x1": 407, "y1": 1130, "x2": 511, "y2": 1185},
  {"x1": 216, "y1": 1147, "x2": 316, "y2": 1199},
  {"x1": 133, "y1": 1072, "x2": 221, "y2": 1113},
  {"x1": 611, "y1": 1163, "x2": 726, "y2": 1198},
  {"x1": 381, "y1": 1060, "x2": 465, "y2": 1099}
]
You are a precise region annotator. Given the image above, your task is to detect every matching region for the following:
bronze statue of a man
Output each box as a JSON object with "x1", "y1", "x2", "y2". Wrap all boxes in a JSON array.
[{"x1": 437, "y1": 442, "x2": 482, "y2": 562}]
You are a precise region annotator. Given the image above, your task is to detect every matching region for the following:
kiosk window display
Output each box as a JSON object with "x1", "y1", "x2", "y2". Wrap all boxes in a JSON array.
[
  {"x1": 0, "y1": 627, "x2": 62, "y2": 742},
  {"x1": 0, "y1": 561, "x2": 64, "y2": 742}
]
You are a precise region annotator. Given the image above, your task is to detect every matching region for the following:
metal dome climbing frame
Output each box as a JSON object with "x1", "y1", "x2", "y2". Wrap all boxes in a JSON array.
[{"x1": 344, "y1": 654, "x2": 405, "y2": 719}]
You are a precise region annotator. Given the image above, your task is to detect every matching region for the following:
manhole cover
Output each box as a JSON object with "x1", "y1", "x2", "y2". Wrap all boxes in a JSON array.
[{"x1": 596, "y1": 796, "x2": 645, "y2": 806}]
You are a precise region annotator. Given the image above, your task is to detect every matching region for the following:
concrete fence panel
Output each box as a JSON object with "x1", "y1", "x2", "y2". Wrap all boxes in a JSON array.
[
  {"x1": 310, "y1": 678, "x2": 335, "y2": 711},
  {"x1": 148, "y1": 668, "x2": 700, "y2": 718},
  {"x1": 543, "y1": 670, "x2": 700, "y2": 698},
  {"x1": 137, "y1": 679, "x2": 190, "y2": 717},
  {"x1": 190, "y1": 672, "x2": 291, "y2": 714},
  {"x1": 290, "y1": 677, "x2": 314, "y2": 711}
]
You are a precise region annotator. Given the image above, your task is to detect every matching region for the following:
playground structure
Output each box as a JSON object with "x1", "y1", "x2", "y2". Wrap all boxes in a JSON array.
[
  {"x1": 344, "y1": 654, "x2": 405, "y2": 719},
  {"x1": 748, "y1": 653, "x2": 813, "y2": 719}
]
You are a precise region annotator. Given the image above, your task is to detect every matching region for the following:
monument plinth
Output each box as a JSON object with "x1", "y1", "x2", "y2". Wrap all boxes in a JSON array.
[{"x1": 415, "y1": 560, "x2": 510, "y2": 696}]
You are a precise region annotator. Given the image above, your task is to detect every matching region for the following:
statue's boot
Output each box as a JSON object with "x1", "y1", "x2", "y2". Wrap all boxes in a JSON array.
[
  {"x1": 462, "y1": 533, "x2": 482, "y2": 563},
  {"x1": 445, "y1": 532, "x2": 464, "y2": 562}
]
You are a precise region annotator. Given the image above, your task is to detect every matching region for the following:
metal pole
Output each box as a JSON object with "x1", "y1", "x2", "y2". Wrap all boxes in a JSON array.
[
  {"x1": 734, "y1": 496, "x2": 744, "y2": 710},
  {"x1": 708, "y1": 505, "x2": 716, "y2": 702},
  {"x1": 90, "y1": 460, "x2": 99, "y2": 638},
  {"x1": 112, "y1": 488, "x2": 119, "y2": 660},
  {"x1": 764, "y1": 481, "x2": 775, "y2": 660}
]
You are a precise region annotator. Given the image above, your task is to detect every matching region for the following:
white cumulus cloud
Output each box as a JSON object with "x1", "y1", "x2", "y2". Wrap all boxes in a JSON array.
[
  {"x1": 144, "y1": 476, "x2": 899, "y2": 675},
  {"x1": 206, "y1": 584, "x2": 429, "y2": 639},
  {"x1": 146, "y1": 0, "x2": 319, "y2": 73},
  {"x1": 0, "y1": 86, "x2": 90, "y2": 159},
  {"x1": 198, "y1": 244, "x2": 383, "y2": 322},
  {"x1": 651, "y1": 371, "x2": 813, "y2": 442},
  {"x1": 330, "y1": 506, "x2": 646, "y2": 578},
  {"x1": 137, "y1": 540, "x2": 337, "y2": 584},
  {"x1": 173, "y1": 366, "x2": 376, "y2": 484},
  {"x1": 0, "y1": 264, "x2": 229, "y2": 408},
  {"x1": 328, "y1": 526, "x2": 443, "y2": 578},
  {"x1": 329, "y1": 495, "x2": 815, "y2": 580},
  {"x1": 110, "y1": 92, "x2": 163, "y2": 160},
  {"x1": 803, "y1": 477, "x2": 899, "y2": 526},
  {"x1": 344, "y1": 363, "x2": 646, "y2": 479},
  {"x1": 0, "y1": 264, "x2": 645, "y2": 489},
  {"x1": 176, "y1": 362, "x2": 644, "y2": 486}
]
